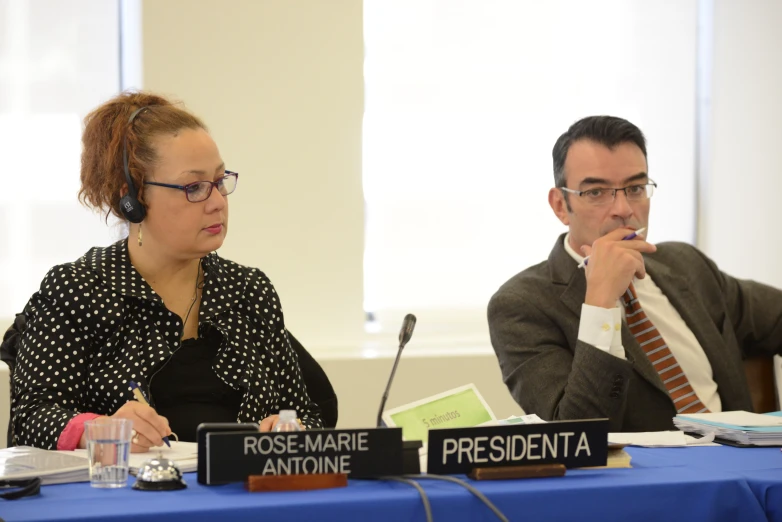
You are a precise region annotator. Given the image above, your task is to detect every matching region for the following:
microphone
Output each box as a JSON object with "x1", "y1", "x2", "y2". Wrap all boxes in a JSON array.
[{"x1": 376, "y1": 314, "x2": 417, "y2": 428}]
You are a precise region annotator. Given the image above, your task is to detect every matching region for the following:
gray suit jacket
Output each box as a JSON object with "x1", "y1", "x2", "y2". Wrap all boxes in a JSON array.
[{"x1": 488, "y1": 234, "x2": 782, "y2": 432}]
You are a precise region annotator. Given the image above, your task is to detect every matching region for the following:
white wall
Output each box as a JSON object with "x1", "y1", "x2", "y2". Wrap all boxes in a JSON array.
[
  {"x1": 701, "y1": 0, "x2": 782, "y2": 399},
  {"x1": 699, "y1": 0, "x2": 782, "y2": 285},
  {"x1": 138, "y1": 0, "x2": 527, "y2": 427},
  {"x1": 0, "y1": 319, "x2": 10, "y2": 338},
  {"x1": 142, "y1": 0, "x2": 366, "y2": 352}
]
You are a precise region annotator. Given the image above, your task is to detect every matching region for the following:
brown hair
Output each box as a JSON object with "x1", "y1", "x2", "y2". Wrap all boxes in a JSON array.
[{"x1": 79, "y1": 91, "x2": 207, "y2": 221}]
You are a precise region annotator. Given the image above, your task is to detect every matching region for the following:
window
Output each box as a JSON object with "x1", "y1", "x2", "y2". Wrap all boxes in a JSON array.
[
  {"x1": 363, "y1": 0, "x2": 698, "y2": 341},
  {"x1": 0, "y1": 0, "x2": 122, "y2": 318}
]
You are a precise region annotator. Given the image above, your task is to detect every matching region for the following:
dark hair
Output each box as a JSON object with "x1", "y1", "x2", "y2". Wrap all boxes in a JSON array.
[
  {"x1": 552, "y1": 116, "x2": 647, "y2": 188},
  {"x1": 79, "y1": 91, "x2": 207, "y2": 221}
]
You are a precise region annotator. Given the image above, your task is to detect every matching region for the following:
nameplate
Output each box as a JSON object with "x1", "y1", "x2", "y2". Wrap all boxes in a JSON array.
[
  {"x1": 427, "y1": 419, "x2": 609, "y2": 474},
  {"x1": 203, "y1": 428, "x2": 403, "y2": 484}
]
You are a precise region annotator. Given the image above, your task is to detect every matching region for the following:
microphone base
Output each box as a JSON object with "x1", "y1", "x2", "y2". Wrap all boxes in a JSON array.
[{"x1": 403, "y1": 440, "x2": 423, "y2": 474}]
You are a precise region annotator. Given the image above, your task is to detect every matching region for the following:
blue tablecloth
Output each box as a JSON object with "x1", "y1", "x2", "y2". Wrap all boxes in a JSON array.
[
  {"x1": 1, "y1": 446, "x2": 777, "y2": 522},
  {"x1": 629, "y1": 446, "x2": 782, "y2": 522}
]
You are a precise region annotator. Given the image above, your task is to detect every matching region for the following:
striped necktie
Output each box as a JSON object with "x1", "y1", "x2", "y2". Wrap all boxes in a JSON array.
[{"x1": 621, "y1": 284, "x2": 709, "y2": 414}]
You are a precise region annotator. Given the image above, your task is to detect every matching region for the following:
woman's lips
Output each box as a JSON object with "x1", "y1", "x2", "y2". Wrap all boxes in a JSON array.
[{"x1": 204, "y1": 224, "x2": 223, "y2": 234}]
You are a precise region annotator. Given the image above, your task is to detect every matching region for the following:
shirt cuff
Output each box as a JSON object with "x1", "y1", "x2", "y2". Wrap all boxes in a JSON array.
[
  {"x1": 57, "y1": 413, "x2": 101, "y2": 451},
  {"x1": 578, "y1": 304, "x2": 624, "y2": 358}
]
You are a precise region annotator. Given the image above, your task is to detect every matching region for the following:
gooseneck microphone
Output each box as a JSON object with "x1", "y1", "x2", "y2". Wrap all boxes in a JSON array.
[{"x1": 376, "y1": 314, "x2": 417, "y2": 428}]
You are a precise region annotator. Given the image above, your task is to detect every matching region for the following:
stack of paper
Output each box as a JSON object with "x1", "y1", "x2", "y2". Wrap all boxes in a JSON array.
[
  {"x1": 605, "y1": 448, "x2": 633, "y2": 468},
  {"x1": 0, "y1": 446, "x2": 90, "y2": 485},
  {"x1": 0, "y1": 441, "x2": 199, "y2": 485},
  {"x1": 608, "y1": 431, "x2": 716, "y2": 447},
  {"x1": 128, "y1": 441, "x2": 198, "y2": 473},
  {"x1": 673, "y1": 410, "x2": 782, "y2": 446},
  {"x1": 582, "y1": 448, "x2": 633, "y2": 469}
]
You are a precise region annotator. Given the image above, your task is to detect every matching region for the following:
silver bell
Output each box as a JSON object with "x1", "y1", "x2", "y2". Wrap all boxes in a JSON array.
[{"x1": 132, "y1": 453, "x2": 187, "y2": 491}]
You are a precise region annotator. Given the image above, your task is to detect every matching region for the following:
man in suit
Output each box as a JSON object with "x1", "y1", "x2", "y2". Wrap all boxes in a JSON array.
[{"x1": 488, "y1": 116, "x2": 782, "y2": 431}]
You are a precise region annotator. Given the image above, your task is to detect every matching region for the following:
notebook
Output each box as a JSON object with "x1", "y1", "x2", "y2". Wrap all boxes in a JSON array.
[
  {"x1": 582, "y1": 447, "x2": 633, "y2": 469},
  {"x1": 608, "y1": 431, "x2": 717, "y2": 447},
  {"x1": 0, "y1": 446, "x2": 90, "y2": 485},
  {"x1": 673, "y1": 410, "x2": 782, "y2": 446},
  {"x1": 0, "y1": 441, "x2": 198, "y2": 485}
]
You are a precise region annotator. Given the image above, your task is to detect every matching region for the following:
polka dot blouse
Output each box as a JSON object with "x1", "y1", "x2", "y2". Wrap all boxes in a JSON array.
[{"x1": 11, "y1": 239, "x2": 323, "y2": 449}]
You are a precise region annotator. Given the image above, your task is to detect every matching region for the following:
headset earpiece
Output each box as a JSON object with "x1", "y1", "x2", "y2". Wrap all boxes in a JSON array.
[
  {"x1": 119, "y1": 193, "x2": 146, "y2": 223},
  {"x1": 120, "y1": 106, "x2": 150, "y2": 224}
]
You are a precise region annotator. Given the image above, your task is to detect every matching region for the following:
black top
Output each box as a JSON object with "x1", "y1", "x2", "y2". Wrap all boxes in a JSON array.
[{"x1": 150, "y1": 327, "x2": 243, "y2": 442}]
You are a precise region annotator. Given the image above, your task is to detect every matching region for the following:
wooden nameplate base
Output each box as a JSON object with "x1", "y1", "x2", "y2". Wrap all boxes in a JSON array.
[
  {"x1": 468, "y1": 463, "x2": 566, "y2": 480},
  {"x1": 246, "y1": 473, "x2": 348, "y2": 492}
]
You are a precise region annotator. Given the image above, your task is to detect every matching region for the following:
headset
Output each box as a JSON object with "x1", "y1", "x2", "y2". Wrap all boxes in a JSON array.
[{"x1": 119, "y1": 106, "x2": 150, "y2": 223}]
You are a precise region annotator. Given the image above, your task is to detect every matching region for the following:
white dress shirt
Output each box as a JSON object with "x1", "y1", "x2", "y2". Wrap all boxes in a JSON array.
[{"x1": 564, "y1": 234, "x2": 722, "y2": 412}]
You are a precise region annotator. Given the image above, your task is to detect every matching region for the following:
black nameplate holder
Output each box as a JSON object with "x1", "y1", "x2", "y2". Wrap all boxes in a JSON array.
[
  {"x1": 198, "y1": 426, "x2": 404, "y2": 485},
  {"x1": 427, "y1": 418, "x2": 609, "y2": 475}
]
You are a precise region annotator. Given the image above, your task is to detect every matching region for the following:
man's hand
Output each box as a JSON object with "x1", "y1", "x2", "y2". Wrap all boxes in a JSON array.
[{"x1": 581, "y1": 228, "x2": 657, "y2": 309}]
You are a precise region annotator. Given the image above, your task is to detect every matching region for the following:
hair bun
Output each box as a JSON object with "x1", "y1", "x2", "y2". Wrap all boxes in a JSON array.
[{"x1": 79, "y1": 90, "x2": 206, "y2": 221}]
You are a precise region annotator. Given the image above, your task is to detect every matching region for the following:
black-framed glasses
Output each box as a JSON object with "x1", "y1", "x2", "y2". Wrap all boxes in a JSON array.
[
  {"x1": 560, "y1": 180, "x2": 657, "y2": 206},
  {"x1": 144, "y1": 172, "x2": 239, "y2": 203}
]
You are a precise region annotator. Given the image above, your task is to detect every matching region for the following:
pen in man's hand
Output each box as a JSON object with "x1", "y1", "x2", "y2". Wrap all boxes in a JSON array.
[
  {"x1": 577, "y1": 227, "x2": 647, "y2": 269},
  {"x1": 128, "y1": 381, "x2": 171, "y2": 447}
]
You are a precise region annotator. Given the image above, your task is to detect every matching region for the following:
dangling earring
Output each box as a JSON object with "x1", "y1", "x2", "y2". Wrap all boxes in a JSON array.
[{"x1": 137, "y1": 223, "x2": 143, "y2": 247}]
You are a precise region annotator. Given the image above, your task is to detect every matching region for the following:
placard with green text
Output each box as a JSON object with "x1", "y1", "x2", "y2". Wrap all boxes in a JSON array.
[{"x1": 381, "y1": 384, "x2": 496, "y2": 442}]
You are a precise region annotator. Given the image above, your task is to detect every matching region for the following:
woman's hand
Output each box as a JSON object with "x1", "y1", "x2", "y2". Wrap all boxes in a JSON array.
[
  {"x1": 258, "y1": 415, "x2": 305, "y2": 432},
  {"x1": 258, "y1": 415, "x2": 279, "y2": 432},
  {"x1": 79, "y1": 402, "x2": 172, "y2": 453},
  {"x1": 113, "y1": 401, "x2": 172, "y2": 452}
]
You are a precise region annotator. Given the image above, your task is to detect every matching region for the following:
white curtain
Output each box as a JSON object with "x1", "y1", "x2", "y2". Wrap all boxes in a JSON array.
[
  {"x1": 363, "y1": 0, "x2": 698, "y2": 341},
  {"x1": 0, "y1": 0, "x2": 121, "y2": 318}
]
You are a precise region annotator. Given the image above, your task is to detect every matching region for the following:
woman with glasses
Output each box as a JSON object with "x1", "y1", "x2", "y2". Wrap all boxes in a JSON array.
[{"x1": 11, "y1": 91, "x2": 323, "y2": 452}]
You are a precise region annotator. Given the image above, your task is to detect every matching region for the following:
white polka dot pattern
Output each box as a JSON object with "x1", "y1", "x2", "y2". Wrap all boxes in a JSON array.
[{"x1": 11, "y1": 239, "x2": 323, "y2": 449}]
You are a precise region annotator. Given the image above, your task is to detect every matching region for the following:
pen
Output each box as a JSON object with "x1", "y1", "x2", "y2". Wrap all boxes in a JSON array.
[
  {"x1": 128, "y1": 381, "x2": 171, "y2": 447},
  {"x1": 577, "y1": 227, "x2": 646, "y2": 269}
]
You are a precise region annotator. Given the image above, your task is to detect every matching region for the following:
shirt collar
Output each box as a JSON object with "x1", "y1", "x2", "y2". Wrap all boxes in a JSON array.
[
  {"x1": 562, "y1": 233, "x2": 585, "y2": 265},
  {"x1": 198, "y1": 250, "x2": 240, "y2": 320},
  {"x1": 85, "y1": 239, "x2": 160, "y2": 301},
  {"x1": 83, "y1": 239, "x2": 243, "y2": 317}
]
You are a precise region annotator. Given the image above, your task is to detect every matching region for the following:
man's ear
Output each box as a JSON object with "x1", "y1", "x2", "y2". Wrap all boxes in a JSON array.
[{"x1": 549, "y1": 187, "x2": 570, "y2": 226}]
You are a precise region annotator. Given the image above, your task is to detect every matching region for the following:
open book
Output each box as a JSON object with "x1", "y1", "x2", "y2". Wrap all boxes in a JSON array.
[{"x1": 0, "y1": 441, "x2": 198, "y2": 485}]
